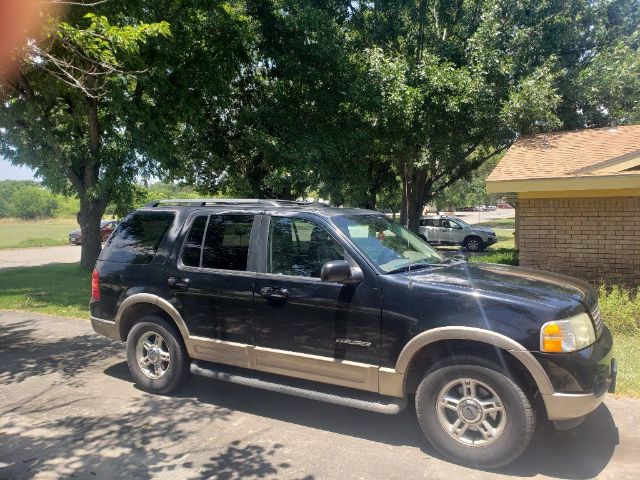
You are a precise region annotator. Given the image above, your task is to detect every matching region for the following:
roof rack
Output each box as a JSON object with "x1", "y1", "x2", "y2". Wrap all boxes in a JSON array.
[{"x1": 144, "y1": 198, "x2": 323, "y2": 208}]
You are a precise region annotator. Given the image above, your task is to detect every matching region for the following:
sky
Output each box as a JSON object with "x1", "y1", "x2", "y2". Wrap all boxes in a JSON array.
[{"x1": 0, "y1": 157, "x2": 36, "y2": 181}]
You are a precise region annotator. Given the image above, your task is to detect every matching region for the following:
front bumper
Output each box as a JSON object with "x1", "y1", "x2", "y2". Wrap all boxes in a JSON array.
[
  {"x1": 538, "y1": 326, "x2": 616, "y2": 421},
  {"x1": 485, "y1": 236, "x2": 497, "y2": 245},
  {"x1": 543, "y1": 359, "x2": 617, "y2": 421}
]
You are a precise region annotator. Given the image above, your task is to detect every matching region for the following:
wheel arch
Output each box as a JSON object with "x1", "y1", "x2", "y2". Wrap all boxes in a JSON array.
[
  {"x1": 116, "y1": 293, "x2": 190, "y2": 343},
  {"x1": 394, "y1": 327, "x2": 554, "y2": 397}
]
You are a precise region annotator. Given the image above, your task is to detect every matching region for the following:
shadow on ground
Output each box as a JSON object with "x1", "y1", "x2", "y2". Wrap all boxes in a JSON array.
[
  {"x1": 0, "y1": 392, "x2": 303, "y2": 479},
  {"x1": 0, "y1": 319, "x2": 121, "y2": 385},
  {"x1": 104, "y1": 361, "x2": 620, "y2": 479}
]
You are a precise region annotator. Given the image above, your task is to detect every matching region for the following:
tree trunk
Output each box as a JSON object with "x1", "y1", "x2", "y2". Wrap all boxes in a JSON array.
[
  {"x1": 400, "y1": 163, "x2": 430, "y2": 233},
  {"x1": 77, "y1": 197, "x2": 107, "y2": 269}
]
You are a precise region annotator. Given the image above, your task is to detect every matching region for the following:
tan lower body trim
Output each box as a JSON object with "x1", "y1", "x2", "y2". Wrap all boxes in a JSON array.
[{"x1": 186, "y1": 336, "x2": 392, "y2": 395}]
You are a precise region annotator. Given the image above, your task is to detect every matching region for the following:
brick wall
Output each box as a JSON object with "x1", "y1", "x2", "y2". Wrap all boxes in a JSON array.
[{"x1": 518, "y1": 196, "x2": 640, "y2": 287}]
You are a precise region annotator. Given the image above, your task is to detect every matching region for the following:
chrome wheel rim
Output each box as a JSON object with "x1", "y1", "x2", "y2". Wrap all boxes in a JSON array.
[
  {"x1": 136, "y1": 331, "x2": 171, "y2": 380},
  {"x1": 436, "y1": 378, "x2": 507, "y2": 447},
  {"x1": 467, "y1": 239, "x2": 479, "y2": 251}
]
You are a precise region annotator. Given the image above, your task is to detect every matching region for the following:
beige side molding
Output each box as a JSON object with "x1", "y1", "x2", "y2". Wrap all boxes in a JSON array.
[
  {"x1": 394, "y1": 326, "x2": 554, "y2": 395},
  {"x1": 114, "y1": 293, "x2": 379, "y2": 393}
]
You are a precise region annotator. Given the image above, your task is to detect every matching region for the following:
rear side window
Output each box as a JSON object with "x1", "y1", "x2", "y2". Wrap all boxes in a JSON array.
[
  {"x1": 181, "y1": 214, "x2": 254, "y2": 271},
  {"x1": 104, "y1": 211, "x2": 175, "y2": 264}
]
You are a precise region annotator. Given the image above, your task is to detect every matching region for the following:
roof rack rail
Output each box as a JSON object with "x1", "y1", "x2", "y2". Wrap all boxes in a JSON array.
[{"x1": 144, "y1": 198, "x2": 323, "y2": 208}]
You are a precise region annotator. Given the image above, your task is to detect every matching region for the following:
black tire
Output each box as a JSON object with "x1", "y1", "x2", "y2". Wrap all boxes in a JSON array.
[
  {"x1": 419, "y1": 234, "x2": 428, "y2": 242},
  {"x1": 463, "y1": 236, "x2": 483, "y2": 252},
  {"x1": 415, "y1": 356, "x2": 535, "y2": 469},
  {"x1": 126, "y1": 315, "x2": 190, "y2": 394}
]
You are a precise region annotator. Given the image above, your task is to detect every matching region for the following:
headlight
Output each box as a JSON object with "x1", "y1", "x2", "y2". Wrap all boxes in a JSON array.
[{"x1": 540, "y1": 313, "x2": 596, "y2": 352}]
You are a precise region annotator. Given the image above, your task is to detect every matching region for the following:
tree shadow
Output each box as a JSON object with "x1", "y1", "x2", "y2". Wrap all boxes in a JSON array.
[
  {"x1": 0, "y1": 391, "x2": 302, "y2": 479},
  {"x1": 106, "y1": 363, "x2": 619, "y2": 479},
  {"x1": 190, "y1": 441, "x2": 314, "y2": 480},
  {"x1": 0, "y1": 318, "x2": 121, "y2": 386}
]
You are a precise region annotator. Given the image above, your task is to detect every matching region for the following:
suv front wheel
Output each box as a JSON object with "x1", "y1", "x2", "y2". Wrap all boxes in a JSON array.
[
  {"x1": 415, "y1": 356, "x2": 535, "y2": 468},
  {"x1": 126, "y1": 315, "x2": 190, "y2": 394},
  {"x1": 463, "y1": 236, "x2": 484, "y2": 252}
]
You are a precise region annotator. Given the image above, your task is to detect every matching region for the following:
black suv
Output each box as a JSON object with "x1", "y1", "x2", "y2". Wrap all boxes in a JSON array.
[{"x1": 90, "y1": 199, "x2": 616, "y2": 468}]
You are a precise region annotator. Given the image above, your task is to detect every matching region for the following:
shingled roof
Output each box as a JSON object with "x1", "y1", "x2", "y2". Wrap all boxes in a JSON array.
[
  {"x1": 486, "y1": 125, "x2": 640, "y2": 193},
  {"x1": 489, "y1": 126, "x2": 640, "y2": 181}
]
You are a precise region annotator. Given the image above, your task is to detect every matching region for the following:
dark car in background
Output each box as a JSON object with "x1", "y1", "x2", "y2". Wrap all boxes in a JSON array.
[
  {"x1": 68, "y1": 220, "x2": 119, "y2": 245},
  {"x1": 90, "y1": 199, "x2": 615, "y2": 468}
]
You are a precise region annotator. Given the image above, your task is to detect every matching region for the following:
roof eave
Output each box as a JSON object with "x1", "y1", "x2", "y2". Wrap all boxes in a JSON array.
[{"x1": 486, "y1": 173, "x2": 640, "y2": 193}]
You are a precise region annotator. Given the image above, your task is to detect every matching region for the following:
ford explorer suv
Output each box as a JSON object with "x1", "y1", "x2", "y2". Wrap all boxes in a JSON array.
[
  {"x1": 419, "y1": 216, "x2": 497, "y2": 251},
  {"x1": 90, "y1": 199, "x2": 616, "y2": 468}
]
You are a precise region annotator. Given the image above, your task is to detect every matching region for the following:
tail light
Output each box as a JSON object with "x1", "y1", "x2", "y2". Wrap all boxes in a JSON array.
[{"x1": 91, "y1": 269, "x2": 100, "y2": 301}]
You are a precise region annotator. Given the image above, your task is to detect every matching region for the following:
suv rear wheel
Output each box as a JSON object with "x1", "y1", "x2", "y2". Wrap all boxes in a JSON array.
[
  {"x1": 126, "y1": 315, "x2": 190, "y2": 394},
  {"x1": 415, "y1": 356, "x2": 535, "y2": 468}
]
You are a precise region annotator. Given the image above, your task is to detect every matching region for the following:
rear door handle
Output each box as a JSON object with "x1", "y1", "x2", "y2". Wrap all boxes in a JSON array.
[
  {"x1": 260, "y1": 286, "x2": 289, "y2": 300},
  {"x1": 167, "y1": 276, "x2": 190, "y2": 289}
]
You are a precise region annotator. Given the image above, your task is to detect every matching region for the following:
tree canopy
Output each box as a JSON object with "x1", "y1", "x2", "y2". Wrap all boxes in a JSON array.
[{"x1": 1, "y1": 0, "x2": 639, "y2": 267}]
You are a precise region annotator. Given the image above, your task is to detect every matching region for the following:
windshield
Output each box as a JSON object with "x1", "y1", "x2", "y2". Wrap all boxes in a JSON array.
[
  {"x1": 332, "y1": 214, "x2": 445, "y2": 273},
  {"x1": 452, "y1": 218, "x2": 471, "y2": 228}
]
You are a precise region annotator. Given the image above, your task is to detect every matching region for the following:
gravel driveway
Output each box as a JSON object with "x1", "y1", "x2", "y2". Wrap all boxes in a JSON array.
[{"x1": 0, "y1": 311, "x2": 637, "y2": 480}]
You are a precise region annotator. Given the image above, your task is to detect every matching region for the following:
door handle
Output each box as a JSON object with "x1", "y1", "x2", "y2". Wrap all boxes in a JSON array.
[
  {"x1": 167, "y1": 276, "x2": 190, "y2": 289},
  {"x1": 260, "y1": 286, "x2": 289, "y2": 300}
]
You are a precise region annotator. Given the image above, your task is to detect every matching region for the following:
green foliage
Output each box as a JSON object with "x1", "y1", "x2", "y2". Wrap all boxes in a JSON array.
[
  {"x1": 0, "y1": 181, "x2": 78, "y2": 219},
  {"x1": 469, "y1": 249, "x2": 519, "y2": 266},
  {"x1": 598, "y1": 285, "x2": 640, "y2": 335},
  {"x1": 433, "y1": 157, "x2": 504, "y2": 210},
  {"x1": 10, "y1": 185, "x2": 58, "y2": 220},
  {"x1": 0, "y1": 181, "x2": 56, "y2": 219}
]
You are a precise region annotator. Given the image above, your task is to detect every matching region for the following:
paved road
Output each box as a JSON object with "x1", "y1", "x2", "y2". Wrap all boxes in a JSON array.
[
  {"x1": 0, "y1": 245, "x2": 80, "y2": 270},
  {"x1": 0, "y1": 311, "x2": 637, "y2": 480}
]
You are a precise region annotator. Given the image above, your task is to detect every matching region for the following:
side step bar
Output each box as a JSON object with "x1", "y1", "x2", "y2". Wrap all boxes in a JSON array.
[{"x1": 190, "y1": 360, "x2": 407, "y2": 415}]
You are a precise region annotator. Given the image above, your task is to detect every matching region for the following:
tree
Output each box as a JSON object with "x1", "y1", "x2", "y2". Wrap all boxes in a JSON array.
[
  {"x1": 347, "y1": 0, "x2": 640, "y2": 231},
  {"x1": 0, "y1": 4, "x2": 170, "y2": 267}
]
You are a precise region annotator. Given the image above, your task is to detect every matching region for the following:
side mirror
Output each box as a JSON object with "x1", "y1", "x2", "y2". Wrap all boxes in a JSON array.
[{"x1": 321, "y1": 260, "x2": 362, "y2": 284}]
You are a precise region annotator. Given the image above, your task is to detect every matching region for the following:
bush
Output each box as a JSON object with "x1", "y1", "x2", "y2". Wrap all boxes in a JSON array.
[
  {"x1": 598, "y1": 285, "x2": 640, "y2": 335},
  {"x1": 10, "y1": 185, "x2": 58, "y2": 219}
]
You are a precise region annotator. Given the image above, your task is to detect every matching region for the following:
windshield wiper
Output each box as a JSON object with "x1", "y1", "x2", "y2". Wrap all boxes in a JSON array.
[{"x1": 386, "y1": 262, "x2": 436, "y2": 274}]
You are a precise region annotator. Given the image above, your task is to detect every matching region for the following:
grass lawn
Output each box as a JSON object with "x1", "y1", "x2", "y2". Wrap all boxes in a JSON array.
[
  {"x1": 0, "y1": 217, "x2": 78, "y2": 249},
  {"x1": 613, "y1": 335, "x2": 640, "y2": 398},
  {"x1": 0, "y1": 263, "x2": 90, "y2": 318}
]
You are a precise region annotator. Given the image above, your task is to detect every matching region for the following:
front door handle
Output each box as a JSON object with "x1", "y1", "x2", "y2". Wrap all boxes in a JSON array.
[
  {"x1": 260, "y1": 286, "x2": 289, "y2": 300},
  {"x1": 167, "y1": 276, "x2": 190, "y2": 289}
]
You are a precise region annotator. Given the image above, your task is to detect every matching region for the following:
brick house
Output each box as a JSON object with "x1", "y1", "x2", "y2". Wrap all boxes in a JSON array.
[{"x1": 486, "y1": 125, "x2": 640, "y2": 287}]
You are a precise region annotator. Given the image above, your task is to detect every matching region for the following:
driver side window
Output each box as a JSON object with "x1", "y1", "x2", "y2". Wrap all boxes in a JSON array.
[{"x1": 268, "y1": 217, "x2": 344, "y2": 278}]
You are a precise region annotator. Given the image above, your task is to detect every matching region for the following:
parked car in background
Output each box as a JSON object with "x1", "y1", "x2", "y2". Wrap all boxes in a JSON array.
[
  {"x1": 68, "y1": 220, "x2": 119, "y2": 245},
  {"x1": 419, "y1": 215, "x2": 497, "y2": 251}
]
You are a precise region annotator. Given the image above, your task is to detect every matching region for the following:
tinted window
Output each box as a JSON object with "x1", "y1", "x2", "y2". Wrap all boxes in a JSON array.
[
  {"x1": 105, "y1": 211, "x2": 175, "y2": 264},
  {"x1": 181, "y1": 215, "x2": 207, "y2": 267},
  {"x1": 202, "y1": 215, "x2": 254, "y2": 270},
  {"x1": 420, "y1": 219, "x2": 436, "y2": 227},
  {"x1": 268, "y1": 217, "x2": 344, "y2": 277}
]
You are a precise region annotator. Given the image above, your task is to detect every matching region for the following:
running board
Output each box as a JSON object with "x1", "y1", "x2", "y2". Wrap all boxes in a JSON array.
[{"x1": 190, "y1": 360, "x2": 407, "y2": 415}]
